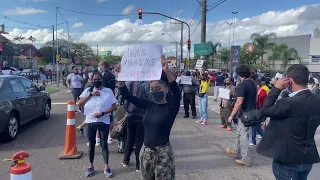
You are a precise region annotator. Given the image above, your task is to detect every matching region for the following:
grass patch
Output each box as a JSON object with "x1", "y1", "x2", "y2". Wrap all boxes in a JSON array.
[{"x1": 46, "y1": 87, "x2": 59, "y2": 94}]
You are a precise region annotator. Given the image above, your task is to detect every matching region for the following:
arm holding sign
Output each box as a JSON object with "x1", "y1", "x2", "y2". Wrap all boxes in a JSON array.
[
  {"x1": 115, "y1": 63, "x2": 154, "y2": 109},
  {"x1": 162, "y1": 61, "x2": 181, "y2": 107}
]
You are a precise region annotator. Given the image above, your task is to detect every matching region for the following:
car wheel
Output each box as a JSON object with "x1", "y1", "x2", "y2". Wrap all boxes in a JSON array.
[
  {"x1": 42, "y1": 101, "x2": 51, "y2": 120},
  {"x1": 2, "y1": 113, "x2": 19, "y2": 141}
]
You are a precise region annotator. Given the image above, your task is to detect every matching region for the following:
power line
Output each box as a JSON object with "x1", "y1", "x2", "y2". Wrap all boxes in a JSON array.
[
  {"x1": 183, "y1": 4, "x2": 201, "y2": 40},
  {"x1": 58, "y1": 6, "x2": 137, "y2": 17},
  {"x1": 207, "y1": 0, "x2": 226, "y2": 11},
  {"x1": 57, "y1": 8, "x2": 68, "y2": 23},
  {"x1": 5, "y1": 22, "x2": 67, "y2": 30},
  {"x1": 1, "y1": 16, "x2": 54, "y2": 28}
]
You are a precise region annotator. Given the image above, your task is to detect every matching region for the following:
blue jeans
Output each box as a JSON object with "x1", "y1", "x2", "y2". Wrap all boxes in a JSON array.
[
  {"x1": 198, "y1": 94, "x2": 208, "y2": 121},
  {"x1": 250, "y1": 123, "x2": 264, "y2": 145},
  {"x1": 272, "y1": 160, "x2": 313, "y2": 180}
]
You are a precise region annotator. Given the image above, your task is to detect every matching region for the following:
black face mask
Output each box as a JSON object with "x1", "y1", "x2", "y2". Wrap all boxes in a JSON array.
[
  {"x1": 150, "y1": 90, "x2": 165, "y2": 102},
  {"x1": 93, "y1": 81, "x2": 103, "y2": 88},
  {"x1": 225, "y1": 82, "x2": 231, "y2": 86}
]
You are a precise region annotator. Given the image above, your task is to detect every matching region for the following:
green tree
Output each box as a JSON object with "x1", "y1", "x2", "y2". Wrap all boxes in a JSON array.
[
  {"x1": 101, "y1": 55, "x2": 121, "y2": 64},
  {"x1": 207, "y1": 41, "x2": 221, "y2": 68},
  {"x1": 218, "y1": 48, "x2": 230, "y2": 68},
  {"x1": 39, "y1": 46, "x2": 54, "y2": 63},
  {"x1": 250, "y1": 32, "x2": 277, "y2": 64},
  {"x1": 270, "y1": 44, "x2": 300, "y2": 71}
]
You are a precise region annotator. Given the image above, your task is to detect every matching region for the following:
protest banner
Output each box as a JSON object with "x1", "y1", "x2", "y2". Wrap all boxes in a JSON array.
[
  {"x1": 117, "y1": 44, "x2": 163, "y2": 81},
  {"x1": 179, "y1": 75, "x2": 192, "y2": 85},
  {"x1": 195, "y1": 60, "x2": 204, "y2": 69}
]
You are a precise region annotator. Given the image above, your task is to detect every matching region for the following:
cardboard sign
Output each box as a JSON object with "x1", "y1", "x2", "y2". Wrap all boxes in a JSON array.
[
  {"x1": 219, "y1": 88, "x2": 230, "y2": 100},
  {"x1": 179, "y1": 75, "x2": 192, "y2": 85},
  {"x1": 118, "y1": 44, "x2": 163, "y2": 81},
  {"x1": 195, "y1": 60, "x2": 204, "y2": 69}
]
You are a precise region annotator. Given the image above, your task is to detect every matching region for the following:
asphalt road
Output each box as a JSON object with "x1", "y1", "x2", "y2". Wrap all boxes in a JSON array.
[{"x1": 0, "y1": 90, "x2": 319, "y2": 180}]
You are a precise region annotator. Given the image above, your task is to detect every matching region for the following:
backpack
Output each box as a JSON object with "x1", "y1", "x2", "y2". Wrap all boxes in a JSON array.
[
  {"x1": 124, "y1": 81, "x2": 149, "y2": 113},
  {"x1": 102, "y1": 71, "x2": 116, "y2": 91}
]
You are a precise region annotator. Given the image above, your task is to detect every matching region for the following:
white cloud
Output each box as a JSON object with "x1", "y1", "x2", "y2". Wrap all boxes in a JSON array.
[
  {"x1": 96, "y1": 0, "x2": 107, "y2": 3},
  {"x1": 72, "y1": 22, "x2": 84, "y2": 28},
  {"x1": 3, "y1": 4, "x2": 320, "y2": 57},
  {"x1": 122, "y1": 5, "x2": 135, "y2": 15},
  {"x1": 3, "y1": 7, "x2": 47, "y2": 15}
]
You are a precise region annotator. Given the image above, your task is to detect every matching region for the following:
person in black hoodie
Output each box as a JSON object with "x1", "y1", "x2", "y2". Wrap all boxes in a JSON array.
[{"x1": 258, "y1": 64, "x2": 320, "y2": 180}]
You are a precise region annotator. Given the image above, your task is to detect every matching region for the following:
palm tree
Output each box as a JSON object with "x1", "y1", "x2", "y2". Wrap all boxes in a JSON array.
[
  {"x1": 218, "y1": 48, "x2": 230, "y2": 69},
  {"x1": 13, "y1": 35, "x2": 25, "y2": 56},
  {"x1": 272, "y1": 44, "x2": 300, "y2": 72},
  {"x1": 207, "y1": 41, "x2": 221, "y2": 68},
  {"x1": 28, "y1": 36, "x2": 36, "y2": 44},
  {"x1": 250, "y1": 32, "x2": 277, "y2": 65}
]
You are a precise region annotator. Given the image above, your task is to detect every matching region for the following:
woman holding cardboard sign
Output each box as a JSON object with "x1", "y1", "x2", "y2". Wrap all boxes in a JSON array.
[{"x1": 116, "y1": 60, "x2": 180, "y2": 180}]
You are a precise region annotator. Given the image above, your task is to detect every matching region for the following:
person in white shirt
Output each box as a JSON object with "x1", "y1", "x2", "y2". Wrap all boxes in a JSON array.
[
  {"x1": 78, "y1": 72, "x2": 117, "y2": 178},
  {"x1": 66, "y1": 66, "x2": 83, "y2": 112}
]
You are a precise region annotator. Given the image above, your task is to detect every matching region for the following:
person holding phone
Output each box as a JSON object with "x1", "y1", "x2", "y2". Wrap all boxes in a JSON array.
[{"x1": 78, "y1": 72, "x2": 117, "y2": 178}]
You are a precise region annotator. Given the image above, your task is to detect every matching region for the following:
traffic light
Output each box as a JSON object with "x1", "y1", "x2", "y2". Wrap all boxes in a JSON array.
[
  {"x1": 138, "y1": 9, "x2": 142, "y2": 20},
  {"x1": 187, "y1": 39, "x2": 191, "y2": 51}
]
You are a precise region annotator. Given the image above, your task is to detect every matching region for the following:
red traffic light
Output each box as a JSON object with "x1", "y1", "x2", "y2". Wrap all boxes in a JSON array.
[
  {"x1": 138, "y1": 9, "x2": 142, "y2": 19},
  {"x1": 187, "y1": 39, "x2": 191, "y2": 44}
]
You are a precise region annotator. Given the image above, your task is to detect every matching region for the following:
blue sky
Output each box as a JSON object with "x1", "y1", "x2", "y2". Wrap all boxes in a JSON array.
[{"x1": 1, "y1": 0, "x2": 320, "y2": 56}]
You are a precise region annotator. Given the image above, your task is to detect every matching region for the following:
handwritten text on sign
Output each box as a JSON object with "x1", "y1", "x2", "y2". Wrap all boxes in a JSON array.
[
  {"x1": 179, "y1": 76, "x2": 192, "y2": 85},
  {"x1": 118, "y1": 44, "x2": 163, "y2": 81}
]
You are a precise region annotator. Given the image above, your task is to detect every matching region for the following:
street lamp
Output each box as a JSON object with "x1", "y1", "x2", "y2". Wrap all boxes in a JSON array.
[
  {"x1": 232, "y1": 12, "x2": 238, "y2": 45},
  {"x1": 162, "y1": 33, "x2": 180, "y2": 68},
  {"x1": 227, "y1": 22, "x2": 233, "y2": 49}
]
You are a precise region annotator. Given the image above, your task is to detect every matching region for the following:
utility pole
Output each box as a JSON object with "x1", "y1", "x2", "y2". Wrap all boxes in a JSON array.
[
  {"x1": 56, "y1": 7, "x2": 59, "y2": 87},
  {"x1": 201, "y1": 0, "x2": 207, "y2": 43},
  {"x1": 180, "y1": 23, "x2": 183, "y2": 70},
  {"x1": 228, "y1": 22, "x2": 233, "y2": 73},
  {"x1": 96, "y1": 45, "x2": 99, "y2": 56},
  {"x1": 52, "y1": 25, "x2": 55, "y2": 65}
]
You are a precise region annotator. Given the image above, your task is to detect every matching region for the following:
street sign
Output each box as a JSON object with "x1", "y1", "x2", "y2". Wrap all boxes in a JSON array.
[
  {"x1": 185, "y1": 59, "x2": 190, "y2": 67},
  {"x1": 231, "y1": 46, "x2": 240, "y2": 72},
  {"x1": 99, "y1": 51, "x2": 112, "y2": 56},
  {"x1": 195, "y1": 60, "x2": 204, "y2": 69},
  {"x1": 194, "y1": 43, "x2": 211, "y2": 56}
]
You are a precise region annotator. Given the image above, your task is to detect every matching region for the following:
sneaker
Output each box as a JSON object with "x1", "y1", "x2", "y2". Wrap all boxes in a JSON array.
[
  {"x1": 196, "y1": 120, "x2": 203, "y2": 123},
  {"x1": 220, "y1": 125, "x2": 227, "y2": 128},
  {"x1": 192, "y1": 116, "x2": 197, "y2": 119},
  {"x1": 86, "y1": 167, "x2": 94, "y2": 177},
  {"x1": 136, "y1": 169, "x2": 140, "y2": 173},
  {"x1": 87, "y1": 142, "x2": 100, "y2": 147},
  {"x1": 235, "y1": 159, "x2": 250, "y2": 167},
  {"x1": 76, "y1": 126, "x2": 84, "y2": 135},
  {"x1": 108, "y1": 138, "x2": 113, "y2": 144},
  {"x1": 183, "y1": 115, "x2": 189, "y2": 118},
  {"x1": 104, "y1": 168, "x2": 113, "y2": 178},
  {"x1": 258, "y1": 135, "x2": 262, "y2": 139},
  {"x1": 227, "y1": 127, "x2": 232, "y2": 131},
  {"x1": 249, "y1": 142, "x2": 255, "y2": 146},
  {"x1": 122, "y1": 161, "x2": 129, "y2": 167},
  {"x1": 201, "y1": 121, "x2": 207, "y2": 125}
]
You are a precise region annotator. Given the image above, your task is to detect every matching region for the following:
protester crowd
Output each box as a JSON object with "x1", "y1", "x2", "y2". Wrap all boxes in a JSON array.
[{"x1": 62, "y1": 58, "x2": 320, "y2": 180}]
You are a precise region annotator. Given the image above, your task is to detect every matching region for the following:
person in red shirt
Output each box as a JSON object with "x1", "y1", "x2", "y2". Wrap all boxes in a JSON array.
[{"x1": 250, "y1": 80, "x2": 267, "y2": 146}]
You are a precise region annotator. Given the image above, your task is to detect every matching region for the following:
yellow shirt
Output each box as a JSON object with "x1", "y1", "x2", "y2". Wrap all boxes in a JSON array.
[
  {"x1": 200, "y1": 80, "x2": 210, "y2": 93},
  {"x1": 262, "y1": 85, "x2": 270, "y2": 94}
]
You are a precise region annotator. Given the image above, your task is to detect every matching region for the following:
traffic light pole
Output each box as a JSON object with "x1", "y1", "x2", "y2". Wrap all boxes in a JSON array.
[{"x1": 142, "y1": 12, "x2": 191, "y2": 69}]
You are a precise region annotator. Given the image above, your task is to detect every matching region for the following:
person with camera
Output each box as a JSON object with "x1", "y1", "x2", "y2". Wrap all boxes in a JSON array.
[
  {"x1": 225, "y1": 65, "x2": 257, "y2": 167},
  {"x1": 78, "y1": 72, "x2": 117, "y2": 178},
  {"x1": 257, "y1": 64, "x2": 320, "y2": 180}
]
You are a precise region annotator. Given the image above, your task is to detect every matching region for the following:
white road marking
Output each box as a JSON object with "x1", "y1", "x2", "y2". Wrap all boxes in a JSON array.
[{"x1": 52, "y1": 102, "x2": 68, "y2": 105}]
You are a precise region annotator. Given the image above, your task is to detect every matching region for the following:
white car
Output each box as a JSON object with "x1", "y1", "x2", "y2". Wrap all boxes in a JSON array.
[{"x1": 10, "y1": 67, "x2": 21, "y2": 75}]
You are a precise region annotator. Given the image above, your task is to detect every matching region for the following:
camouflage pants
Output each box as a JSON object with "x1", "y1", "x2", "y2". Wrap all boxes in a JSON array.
[
  {"x1": 140, "y1": 143, "x2": 175, "y2": 180},
  {"x1": 220, "y1": 107, "x2": 232, "y2": 127},
  {"x1": 232, "y1": 119, "x2": 251, "y2": 164}
]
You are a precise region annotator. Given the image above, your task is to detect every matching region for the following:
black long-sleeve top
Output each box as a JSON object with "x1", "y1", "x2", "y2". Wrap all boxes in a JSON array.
[{"x1": 119, "y1": 81, "x2": 181, "y2": 148}]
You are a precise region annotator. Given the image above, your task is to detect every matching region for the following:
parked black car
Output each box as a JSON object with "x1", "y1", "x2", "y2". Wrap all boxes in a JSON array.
[
  {"x1": 0, "y1": 75, "x2": 51, "y2": 141},
  {"x1": 20, "y1": 69, "x2": 40, "y2": 80}
]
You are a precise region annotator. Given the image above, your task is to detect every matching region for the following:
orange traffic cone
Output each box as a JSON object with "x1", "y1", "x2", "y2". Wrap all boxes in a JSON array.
[
  {"x1": 59, "y1": 101, "x2": 83, "y2": 159},
  {"x1": 10, "y1": 151, "x2": 32, "y2": 180}
]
